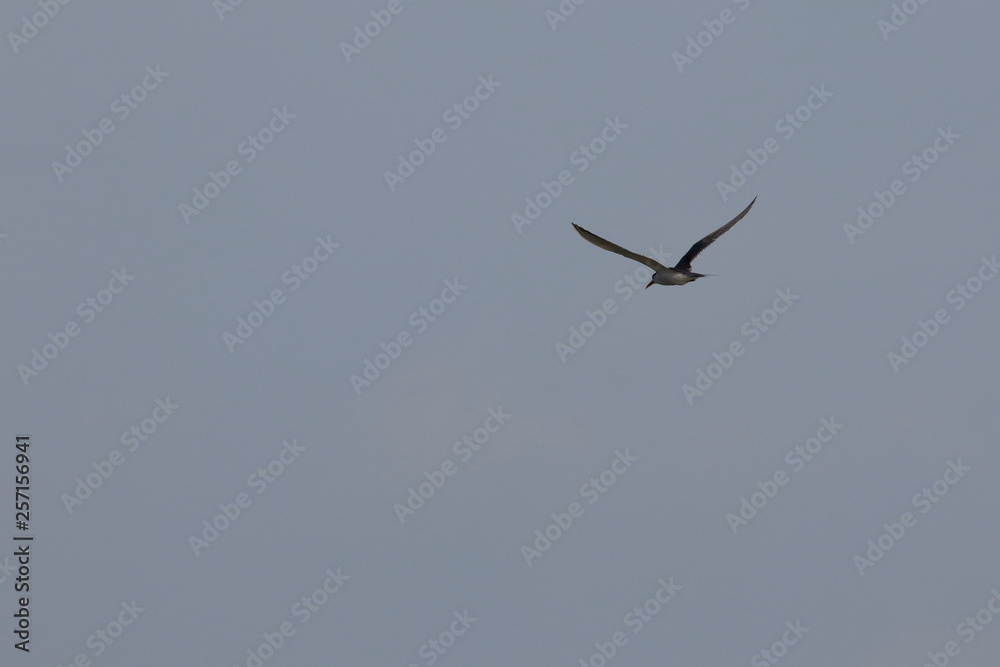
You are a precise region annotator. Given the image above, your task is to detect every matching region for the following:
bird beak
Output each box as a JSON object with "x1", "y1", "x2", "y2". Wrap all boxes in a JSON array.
[{"x1": 645, "y1": 279, "x2": 654, "y2": 289}]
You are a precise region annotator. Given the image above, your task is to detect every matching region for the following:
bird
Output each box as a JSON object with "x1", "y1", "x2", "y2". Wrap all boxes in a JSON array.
[{"x1": 571, "y1": 197, "x2": 756, "y2": 288}]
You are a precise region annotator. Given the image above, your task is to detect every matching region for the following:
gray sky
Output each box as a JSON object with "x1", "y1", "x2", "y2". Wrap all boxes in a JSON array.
[{"x1": 2, "y1": 1, "x2": 1000, "y2": 665}]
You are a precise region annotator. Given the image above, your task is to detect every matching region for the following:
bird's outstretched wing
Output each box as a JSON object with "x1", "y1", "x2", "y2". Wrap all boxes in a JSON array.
[
  {"x1": 572, "y1": 223, "x2": 669, "y2": 272},
  {"x1": 674, "y1": 197, "x2": 756, "y2": 272}
]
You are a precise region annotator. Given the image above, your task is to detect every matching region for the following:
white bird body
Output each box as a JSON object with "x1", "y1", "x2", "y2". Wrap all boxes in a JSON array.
[{"x1": 649, "y1": 267, "x2": 697, "y2": 286}]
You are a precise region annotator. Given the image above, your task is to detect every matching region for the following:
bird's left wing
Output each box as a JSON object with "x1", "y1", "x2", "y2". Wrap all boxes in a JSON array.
[{"x1": 571, "y1": 223, "x2": 669, "y2": 272}]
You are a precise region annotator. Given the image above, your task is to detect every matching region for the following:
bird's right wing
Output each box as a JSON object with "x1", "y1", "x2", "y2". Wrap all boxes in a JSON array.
[
  {"x1": 674, "y1": 197, "x2": 756, "y2": 271},
  {"x1": 571, "y1": 223, "x2": 669, "y2": 272}
]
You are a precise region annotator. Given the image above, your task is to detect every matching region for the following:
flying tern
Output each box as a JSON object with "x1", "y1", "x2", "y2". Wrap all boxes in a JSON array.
[{"x1": 572, "y1": 197, "x2": 756, "y2": 288}]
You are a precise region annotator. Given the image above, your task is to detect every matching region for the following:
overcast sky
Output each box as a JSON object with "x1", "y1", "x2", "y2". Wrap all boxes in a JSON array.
[{"x1": 3, "y1": 1, "x2": 1000, "y2": 665}]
